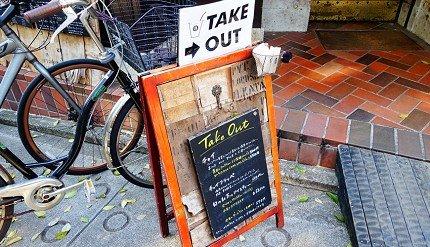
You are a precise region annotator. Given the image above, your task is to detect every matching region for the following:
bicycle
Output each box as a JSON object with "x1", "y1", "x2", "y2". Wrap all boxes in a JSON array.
[
  {"x1": 0, "y1": 1, "x2": 116, "y2": 175},
  {"x1": 0, "y1": 0, "x2": 155, "y2": 240}
]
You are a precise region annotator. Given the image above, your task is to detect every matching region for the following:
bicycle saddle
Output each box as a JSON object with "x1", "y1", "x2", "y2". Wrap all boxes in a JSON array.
[{"x1": 0, "y1": 4, "x2": 18, "y2": 26}]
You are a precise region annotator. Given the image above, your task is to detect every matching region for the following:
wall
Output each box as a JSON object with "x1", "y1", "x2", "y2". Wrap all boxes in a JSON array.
[
  {"x1": 398, "y1": 0, "x2": 430, "y2": 44},
  {"x1": 262, "y1": 0, "x2": 310, "y2": 32}
]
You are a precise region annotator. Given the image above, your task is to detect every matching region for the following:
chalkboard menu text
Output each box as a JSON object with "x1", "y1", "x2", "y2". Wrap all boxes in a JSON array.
[{"x1": 188, "y1": 109, "x2": 271, "y2": 238}]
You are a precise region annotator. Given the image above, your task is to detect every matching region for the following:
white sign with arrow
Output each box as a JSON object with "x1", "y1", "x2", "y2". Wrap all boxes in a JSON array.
[{"x1": 178, "y1": 0, "x2": 255, "y2": 66}]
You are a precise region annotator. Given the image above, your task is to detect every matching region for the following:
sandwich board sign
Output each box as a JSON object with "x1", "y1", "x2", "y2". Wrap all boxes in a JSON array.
[{"x1": 178, "y1": 0, "x2": 255, "y2": 66}]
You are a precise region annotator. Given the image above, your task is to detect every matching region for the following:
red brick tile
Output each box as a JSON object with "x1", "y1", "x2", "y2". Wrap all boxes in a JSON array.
[
  {"x1": 320, "y1": 72, "x2": 349, "y2": 87},
  {"x1": 334, "y1": 58, "x2": 366, "y2": 71},
  {"x1": 409, "y1": 62, "x2": 430, "y2": 76},
  {"x1": 405, "y1": 89, "x2": 430, "y2": 103},
  {"x1": 398, "y1": 53, "x2": 422, "y2": 65},
  {"x1": 315, "y1": 61, "x2": 344, "y2": 76},
  {"x1": 279, "y1": 139, "x2": 299, "y2": 161},
  {"x1": 275, "y1": 106, "x2": 288, "y2": 129},
  {"x1": 352, "y1": 88, "x2": 392, "y2": 107},
  {"x1": 274, "y1": 96, "x2": 286, "y2": 107},
  {"x1": 417, "y1": 102, "x2": 430, "y2": 113},
  {"x1": 298, "y1": 143, "x2": 321, "y2": 166},
  {"x1": 277, "y1": 62, "x2": 299, "y2": 76},
  {"x1": 420, "y1": 73, "x2": 430, "y2": 86},
  {"x1": 319, "y1": 147, "x2": 338, "y2": 169},
  {"x1": 333, "y1": 95, "x2": 365, "y2": 115},
  {"x1": 423, "y1": 126, "x2": 430, "y2": 136},
  {"x1": 386, "y1": 67, "x2": 422, "y2": 81},
  {"x1": 275, "y1": 83, "x2": 306, "y2": 101},
  {"x1": 371, "y1": 51, "x2": 402, "y2": 61},
  {"x1": 308, "y1": 45, "x2": 325, "y2": 56},
  {"x1": 340, "y1": 67, "x2": 374, "y2": 81},
  {"x1": 302, "y1": 113, "x2": 328, "y2": 145},
  {"x1": 296, "y1": 77, "x2": 331, "y2": 94},
  {"x1": 378, "y1": 83, "x2": 408, "y2": 100},
  {"x1": 305, "y1": 102, "x2": 346, "y2": 118},
  {"x1": 273, "y1": 84, "x2": 283, "y2": 94},
  {"x1": 274, "y1": 71, "x2": 302, "y2": 87},
  {"x1": 388, "y1": 94, "x2": 420, "y2": 114},
  {"x1": 291, "y1": 56, "x2": 321, "y2": 70},
  {"x1": 304, "y1": 38, "x2": 321, "y2": 48},
  {"x1": 281, "y1": 110, "x2": 307, "y2": 141},
  {"x1": 372, "y1": 116, "x2": 407, "y2": 130},
  {"x1": 349, "y1": 51, "x2": 368, "y2": 57},
  {"x1": 328, "y1": 51, "x2": 359, "y2": 61},
  {"x1": 363, "y1": 61, "x2": 389, "y2": 76},
  {"x1": 268, "y1": 36, "x2": 288, "y2": 46},
  {"x1": 360, "y1": 102, "x2": 403, "y2": 123},
  {"x1": 389, "y1": 50, "x2": 409, "y2": 59},
  {"x1": 345, "y1": 77, "x2": 382, "y2": 92},
  {"x1": 327, "y1": 83, "x2": 357, "y2": 100},
  {"x1": 324, "y1": 117, "x2": 349, "y2": 145},
  {"x1": 293, "y1": 66, "x2": 326, "y2": 81}
]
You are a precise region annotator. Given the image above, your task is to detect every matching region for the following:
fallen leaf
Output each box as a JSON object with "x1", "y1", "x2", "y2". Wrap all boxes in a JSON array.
[
  {"x1": 64, "y1": 206, "x2": 72, "y2": 213},
  {"x1": 94, "y1": 175, "x2": 101, "y2": 181},
  {"x1": 422, "y1": 60, "x2": 429, "y2": 65},
  {"x1": 315, "y1": 198, "x2": 323, "y2": 204},
  {"x1": 31, "y1": 232, "x2": 41, "y2": 241},
  {"x1": 10, "y1": 173, "x2": 16, "y2": 179},
  {"x1": 239, "y1": 235, "x2": 245, "y2": 242},
  {"x1": 48, "y1": 217, "x2": 60, "y2": 226},
  {"x1": 11, "y1": 217, "x2": 17, "y2": 223},
  {"x1": 55, "y1": 231, "x2": 68, "y2": 240},
  {"x1": 4, "y1": 234, "x2": 22, "y2": 246},
  {"x1": 34, "y1": 211, "x2": 46, "y2": 218},
  {"x1": 136, "y1": 214, "x2": 146, "y2": 220},
  {"x1": 334, "y1": 213, "x2": 345, "y2": 223},
  {"x1": 103, "y1": 205, "x2": 115, "y2": 211},
  {"x1": 96, "y1": 193, "x2": 106, "y2": 199},
  {"x1": 77, "y1": 176, "x2": 87, "y2": 183},
  {"x1": 326, "y1": 192, "x2": 339, "y2": 205},
  {"x1": 294, "y1": 164, "x2": 306, "y2": 175},
  {"x1": 121, "y1": 199, "x2": 137, "y2": 208},
  {"x1": 31, "y1": 133, "x2": 40, "y2": 138},
  {"x1": 399, "y1": 114, "x2": 408, "y2": 120},
  {"x1": 119, "y1": 188, "x2": 127, "y2": 194},
  {"x1": 298, "y1": 195, "x2": 309, "y2": 203},
  {"x1": 53, "y1": 120, "x2": 60, "y2": 127},
  {"x1": 86, "y1": 204, "x2": 92, "y2": 209},
  {"x1": 65, "y1": 189, "x2": 78, "y2": 199},
  {"x1": 346, "y1": 243, "x2": 352, "y2": 247},
  {"x1": 113, "y1": 170, "x2": 121, "y2": 176},
  {"x1": 42, "y1": 169, "x2": 51, "y2": 176},
  {"x1": 68, "y1": 139, "x2": 74, "y2": 143},
  {"x1": 80, "y1": 216, "x2": 89, "y2": 223}
]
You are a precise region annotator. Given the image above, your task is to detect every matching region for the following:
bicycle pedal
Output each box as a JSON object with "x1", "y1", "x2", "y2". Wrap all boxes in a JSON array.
[{"x1": 83, "y1": 179, "x2": 96, "y2": 204}]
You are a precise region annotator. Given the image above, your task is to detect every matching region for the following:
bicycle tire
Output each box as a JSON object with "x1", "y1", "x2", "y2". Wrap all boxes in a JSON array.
[
  {"x1": 17, "y1": 59, "x2": 116, "y2": 175},
  {"x1": 105, "y1": 96, "x2": 153, "y2": 188},
  {"x1": 0, "y1": 169, "x2": 14, "y2": 242}
]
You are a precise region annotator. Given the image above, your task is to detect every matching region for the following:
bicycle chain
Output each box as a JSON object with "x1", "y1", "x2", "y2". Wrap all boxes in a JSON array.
[{"x1": 0, "y1": 199, "x2": 34, "y2": 221}]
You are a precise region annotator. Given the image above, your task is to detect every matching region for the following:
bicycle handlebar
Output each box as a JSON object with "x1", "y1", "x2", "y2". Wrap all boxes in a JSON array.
[
  {"x1": 23, "y1": 0, "x2": 62, "y2": 23},
  {"x1": 23, "y1": 0, "x2": 89, "y2": 23}
]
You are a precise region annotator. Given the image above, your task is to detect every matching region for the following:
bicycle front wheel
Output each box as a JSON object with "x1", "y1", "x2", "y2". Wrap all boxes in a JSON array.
[
  {"x1": 17, "y1": 59, "x2": 121, "y2": 175},
  {"x1": 105, "y1": 95, "x2": 153, "y2": 188}
]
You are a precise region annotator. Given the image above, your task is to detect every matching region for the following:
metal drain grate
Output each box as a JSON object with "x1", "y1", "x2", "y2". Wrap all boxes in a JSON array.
[{"x1": 337, "y1": 145, "x2": 430, "y2": 246}]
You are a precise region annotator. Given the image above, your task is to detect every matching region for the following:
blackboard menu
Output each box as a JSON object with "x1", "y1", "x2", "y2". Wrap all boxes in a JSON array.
[
  {"x1": 13, "y1": 1, "x2": 87, "y2": 36},
  {"x1": 188, "y1": 109, "x2": 271, "y2": 238}
]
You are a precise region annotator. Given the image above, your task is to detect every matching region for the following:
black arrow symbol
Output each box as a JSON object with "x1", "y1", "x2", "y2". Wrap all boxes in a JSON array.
[{"x1": 185, "y1": 42, "x2": 200, "y2": 58}]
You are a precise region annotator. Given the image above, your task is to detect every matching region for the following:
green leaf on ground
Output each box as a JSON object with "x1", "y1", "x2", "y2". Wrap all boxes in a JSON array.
[
  {"x1": 298, "y1": 195, "x2": 310, "y2": 203},
  {"x1": 4, "y1": 230, "x2": 22, "y2": 246},
  {"x1": 103, "y1": 205, "x2": 115, "y2": 211},
  {"x1": 77, "y1": 176, "x2": 87, "y2": 183},
  {"x1": 113, "y1": 170, "x2": 121, "y2": 176},
  {"x1": 294, "y1": 164, "x2": 306, "y2": 175},
  {"x1": 94, "y1": 175, "x2": 102, "y2": 181},
  {"x1": 10, "y1": 173, "x2": 16, "y2": 179},
  {"x1": 119, "y1": 188, "x2": 127, "y2": 194},
  {"x1": 31, "y1": 232, "x2": 41, "y2": 241},
  {"x1": 80, "y1": 216, "x2": 89, "y2": 223},
  {"x1": 34, "y1": 211, "x2": 46, "y2": 218},
  {"x1": 42, "y1": 169, "x2": 51, "y2": 176},
  {"x1": 68, "y1": 139, "x2": 74, "y2": 143},
  {"x1": 64, "y1": 206, "x2": 72, "y2": 213},
  {"x1": 55, "y1": 231, "x2": 68, "y2": 240},
  {"x1": 53, "y1": 120, "x2": 60, "y2": 127},
  {"x1": 346, "y1": 243, "x2": 352, "y2": 247},
  {"x1": 121, "y1": 199, "x2": 137, "y2": 208},
  {"x1": 326, "y1": 192, "x2": 339, "y2": 205},
  {"x1": 62, "y1": 223, "x2": 71, "y2": 232},
  {"x1": 334, "y1": 213, "x2": 345, "y2": 223},
  {"x1": 136, "y1": 214, "x2": 146, "y2": 220},
  {"x1": 239, "y1": 235, "x2": 246, "y2": 242},
  {"x1": 96, "y1": 193, "x2": 106, "y2": 199},
  {"x1": 64, "y1": 189, "x2": 77, "y2": 199}
]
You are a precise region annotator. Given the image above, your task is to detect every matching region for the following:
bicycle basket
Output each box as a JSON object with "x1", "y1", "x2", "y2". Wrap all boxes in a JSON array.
[{"x1": 104, "y1": 0, "x2": 197, "y2": 73}]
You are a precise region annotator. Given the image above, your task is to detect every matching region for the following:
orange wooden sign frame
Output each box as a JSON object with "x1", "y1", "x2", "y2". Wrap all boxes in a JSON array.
[{"x1": 139, "y1": 48, "x2": 284, "y2": 246}]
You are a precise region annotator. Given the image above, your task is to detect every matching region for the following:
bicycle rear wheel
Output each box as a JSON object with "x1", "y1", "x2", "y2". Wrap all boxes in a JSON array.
[
  {"x1": 0, "y1": 169, "x2": 14, "y2": 242},
  {"x1": 105, "y1": 96, "x2": 153, "y2": 188},
  {"x1": 17, "y1": 59, "x2": 121, "y2": 175}
]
